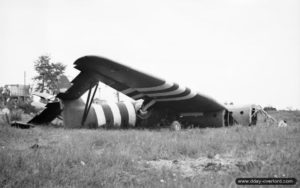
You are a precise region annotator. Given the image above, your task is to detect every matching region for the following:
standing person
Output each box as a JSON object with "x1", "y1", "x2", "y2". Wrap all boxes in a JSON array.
[{"x1": 2, "y1": 86, "x2": 10, "y2": 105}]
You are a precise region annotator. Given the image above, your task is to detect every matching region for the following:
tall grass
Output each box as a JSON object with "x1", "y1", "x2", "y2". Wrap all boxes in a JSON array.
[{"x1": 0, "y1": 111, "x2": 299, "y2": 187}]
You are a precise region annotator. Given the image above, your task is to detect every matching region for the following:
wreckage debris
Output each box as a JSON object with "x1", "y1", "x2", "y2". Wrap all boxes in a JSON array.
[
  {"x1": 30, "y1": 144, "x2": 39, "y2": 149},
  {"x1": 11, "y1": 121, "x2": 34, "y2": 129},
  {"x1": 203, "y1": 162, "x2": 222, "y2": 171},
  {"x1": 278, "y1": 120, "x2": 288, "y2": 127}
]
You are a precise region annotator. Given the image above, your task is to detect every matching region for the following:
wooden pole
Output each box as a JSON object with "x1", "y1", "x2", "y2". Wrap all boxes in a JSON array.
[{"x1": 24, "y1": 71, "x2": 26, "y2": 86}]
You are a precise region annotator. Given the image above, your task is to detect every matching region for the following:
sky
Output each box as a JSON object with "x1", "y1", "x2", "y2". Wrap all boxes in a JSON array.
[{"x1": 0, "y1": 0, "x2": 299, "y2": 109}]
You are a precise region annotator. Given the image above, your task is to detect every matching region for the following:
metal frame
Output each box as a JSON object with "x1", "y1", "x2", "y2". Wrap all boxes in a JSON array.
[{"x1": 81, "y1": 83, "x2": 99, "y2": 126}]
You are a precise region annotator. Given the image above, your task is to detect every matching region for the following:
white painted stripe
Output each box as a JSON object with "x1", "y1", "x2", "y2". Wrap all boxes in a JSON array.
[
  {"x1": 121, "y1": 88, "x2": 135, "y2": 95},
  {"x1": 132, "y1": 93, "x2": 144, "y2": 100},
  {"x1": 93, "y1": 104, "x2": 106, "y2": 127},
  {"x1": 136, "y1": 82, "x2": 173, "y2": 92},
  {"x1": 156, "y1": 91, "x2": 197, "y2": 102},
  {"x1": 147, "y1": 85, "x2": 186, "y2": 97},
  {"x1": 107, "y1": 102, "x2": 122, "y2": 127},
  {"x1": 132, "y1": 86, "x2": 192, "y2": 100},
  {"x1": 123, "y1": 102, "x2": 137, "y2": 126}
]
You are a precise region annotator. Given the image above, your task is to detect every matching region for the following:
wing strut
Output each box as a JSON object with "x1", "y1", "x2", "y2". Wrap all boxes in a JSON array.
[{"x1": 81, "y1": 83, "x2": 99, "y2": 126}]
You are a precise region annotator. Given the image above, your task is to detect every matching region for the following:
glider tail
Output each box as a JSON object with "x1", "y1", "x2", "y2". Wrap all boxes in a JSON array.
[
  {"x1": 26, "y1": 75, "x2": 71, "y2": 126},
  {"x1": 28, "y1": 102, "x2": 61, "y2": 125},
  {"x1": 29, "y1": 75, "x2": 137, "y2": 129}
]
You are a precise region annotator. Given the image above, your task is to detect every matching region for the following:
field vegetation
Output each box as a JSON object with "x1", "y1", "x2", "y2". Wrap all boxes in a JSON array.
[{"x1": 0, "y1": 111, "x2": 299, "y2": 187}]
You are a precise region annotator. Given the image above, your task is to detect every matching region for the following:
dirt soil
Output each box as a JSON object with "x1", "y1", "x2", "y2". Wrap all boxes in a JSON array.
[{"x1": 142, "y1": 154, "x2": 264, "y2": 178}]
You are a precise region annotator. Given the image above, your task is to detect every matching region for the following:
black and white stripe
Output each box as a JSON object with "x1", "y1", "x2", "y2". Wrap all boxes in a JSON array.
[
  {"x1": 93, "y1": 102, "x2": 136, "y2": 128},
  {"x1": 121, "y1": 82, "x2": 197, "y2": 102}
]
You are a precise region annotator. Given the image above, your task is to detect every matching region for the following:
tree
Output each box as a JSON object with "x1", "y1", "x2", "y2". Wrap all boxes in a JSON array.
[{"x1": 33, "y1": 55, "x2": 66, "y2": 94}]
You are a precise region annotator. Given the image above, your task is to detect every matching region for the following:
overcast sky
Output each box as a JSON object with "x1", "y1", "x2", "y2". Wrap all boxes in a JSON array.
[{"x1": 0, "y1": 0, "x2": 299, "y2": 109}]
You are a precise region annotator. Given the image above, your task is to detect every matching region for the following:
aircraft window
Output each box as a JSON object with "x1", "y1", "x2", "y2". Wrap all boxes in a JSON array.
[{"x1": 240, "y1": 111, "x2": 244, "y2": 115}]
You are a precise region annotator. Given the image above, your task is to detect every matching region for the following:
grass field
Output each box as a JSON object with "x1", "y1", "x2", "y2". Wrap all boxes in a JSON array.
[{"x1": 0, "y1": 111, "x2": 299, "y2": 187}]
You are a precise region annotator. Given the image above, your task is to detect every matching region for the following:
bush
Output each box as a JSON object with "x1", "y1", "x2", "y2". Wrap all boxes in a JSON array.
[
  {"x1": 9, "y1": 109, "x2": 23, "y2": 121},
  {"x1": 17, "y1": 101, "x2": 38, "y2": 114},
  {"x1": 5, "y1": 98, "x2": 38, "y2": 114},
  {"x1": 263, "y1": 106, "x2": 277, "y2": 111}
]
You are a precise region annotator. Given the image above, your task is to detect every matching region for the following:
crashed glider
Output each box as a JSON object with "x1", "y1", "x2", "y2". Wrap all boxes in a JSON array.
[{"x1": 24, "y1": 56, "x2": 260, "y2": 129}]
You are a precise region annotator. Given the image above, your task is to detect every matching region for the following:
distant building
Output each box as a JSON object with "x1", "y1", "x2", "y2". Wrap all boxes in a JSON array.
[
  {"x1": 3, "y1": 84, "x2": 32, "y2": 105},
  {"x1": 5, "y1": 84, "x2": 31, "y2": 97}
]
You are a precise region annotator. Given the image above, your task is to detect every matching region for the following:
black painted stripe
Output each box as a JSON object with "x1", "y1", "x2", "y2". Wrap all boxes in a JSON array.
[
  {"x1": 154, "y1": 88, "x2": 191, "y2": 100},
  {"x1": 101, "y1": 103, "x2": 114, "y2": 127},
  {"x1": 117, "y1": 103, "x2": 129, "y2": 128},
  {"x1": 127, "y1": 90, "x2": 141, "y2": 98}
]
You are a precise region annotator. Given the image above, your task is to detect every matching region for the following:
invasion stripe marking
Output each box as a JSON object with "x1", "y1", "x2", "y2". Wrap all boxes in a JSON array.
[
  {"x1": 132, "y1": 93, "x2": 144, "y2": 100},
  {"x1": 117, "y1": 103, "x2": 129, "y2": 128},
  {"x1": 93, "y1": 104, "x2": 106, "y2": 127},
  {"x1": 123, "y1": 102, "x2": 136, "y2": 127},
  {"x1": 107, "y1": 102, "x2": 122, "y2": 127},
  {"x1": 121, "y1": 83, "x2": 193, "y2": 102},
  {"x1": 122, "y1": 82, "x2": 177, "y2": 99},
  {"x1": 135, "y1": 82, "x2": 173, "y2": 92},
  {"x1": 101, "y1": 103, "x2": 114, "y2": 127},
  {"x1": 155, "y1": 88, "x2": 192, "y2": 100},
  {"x1": 121, "y1": 88, "x2": 135, "y2": 95},
  {"x1": 127, "y1": 91, "x2": 141, "y2": 98},
  {"x1": 132, "y1": 86, "x2": 188, "y2": 99},
  {"x1": 142, "y1": 83, "x2": 179, "y2": 94},
  {"x1": 147, "y1": 85, "x2": 186, "y2": 97}
]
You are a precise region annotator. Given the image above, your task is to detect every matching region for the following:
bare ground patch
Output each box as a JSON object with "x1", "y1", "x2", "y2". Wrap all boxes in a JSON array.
[{"x1": 141, "y1": 154, "x2": 264, "y2": 178}]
